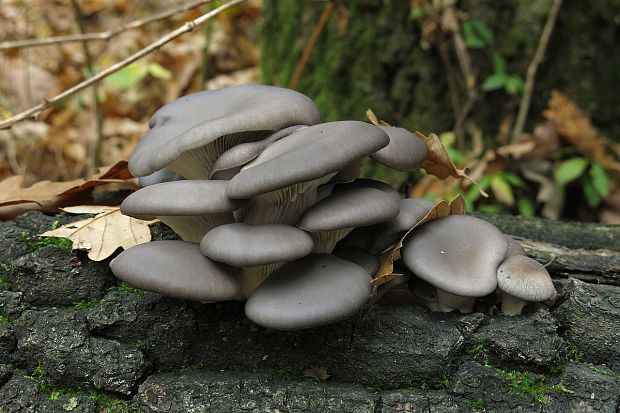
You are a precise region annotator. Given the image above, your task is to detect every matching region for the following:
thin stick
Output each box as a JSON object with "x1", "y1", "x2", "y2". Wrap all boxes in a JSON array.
[
  {"x1": 288, "y1": 1, "x2": 334, "y2": 89},
  {"x1": 71, "y1": 0, "x2": 104, "y2": 175},
  {"x1": 0, "y1": 0, "x2": 214, "y2": 51},
  {"x1": 511, "y1": 0, "x2": 562, "y2": 143},
  {"x1": 0, "y1": 0, "x2": 245, "y2": 130}
]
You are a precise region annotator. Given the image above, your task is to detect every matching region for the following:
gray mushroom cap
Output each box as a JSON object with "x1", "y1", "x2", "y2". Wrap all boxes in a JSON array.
[
  {"x1": 110, "y1": 240, "x2": 240, "y2": 301},
  {"x1": 138, "y1": 168, "x2": 183, "y2": 187},
  {"x1": 505, "y1": 235, "x2": 526, "y2": 257},
  {"x1": 371, "y1": 126, "x2": 428, "y2": 171},
  {"x1": 245, "y1": 254, "x2": 372, "y2": 330},
  {"x1": 129, "y1": 84, "x2": 321, "y2": 178},
  {"x1": 297, "y1": 186, "x2": 399, "y2": 231},
  {"x1": 401, "y1": 215, "x2": 508, "y2": 297},
  {"x1": 497, "y1": 255, "x2": 555, "y2": 301},
  {"x1": 200, "y1": 223, "x2": 314, "y2": 267},
  {"x1": 210, "y1": 125, "x2": 306, "y2": 180},
  {"x1": 333, "y1": 246, "x2": 380, "y2": 276},
  {"x1": 227, "y1": 121, "x2": 390, "y2": 200},
  {"x1": 121, "y1": 180, "x2": 246, "y2": 217},
  {"x1": 335, "y1": 178, "x2": 401, "y2": 202}
]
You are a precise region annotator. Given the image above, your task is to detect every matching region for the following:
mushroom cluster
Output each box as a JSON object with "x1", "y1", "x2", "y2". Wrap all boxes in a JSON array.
[{"x1": 111, "y1": 84, "x2": 554, "y2": 330}]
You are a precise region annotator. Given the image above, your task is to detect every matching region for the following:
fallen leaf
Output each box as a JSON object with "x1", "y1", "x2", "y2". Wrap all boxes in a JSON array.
[
  {"x1": 303, "y1": 366, "x2": 331, "y2": 382},
  {"x1": 40, "y1": 206, "x2": 154, "y2": 261},
  {"x1": 416, "y1": 131, "x2": 488, "y2": 198},
  {"x1": 365, "y1": 108, "x2": 391, "y2": 127}
]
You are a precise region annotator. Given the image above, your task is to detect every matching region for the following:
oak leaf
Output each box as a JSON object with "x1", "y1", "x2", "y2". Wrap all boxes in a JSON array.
[{"x1": 40, "y1": 205, "x2": 154, "y2": 261}]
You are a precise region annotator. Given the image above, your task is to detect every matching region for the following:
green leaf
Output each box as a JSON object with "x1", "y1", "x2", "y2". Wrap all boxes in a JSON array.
[
  {"x1": 105, "y1": 63, "x2": 148, "y2": 90},
  {"x1": 504, "y1": 75, "x2": 525, "y2": 95},
  {"x1": 462, "y1": 20, "x2": 494, "y2": 48},
  {"x1": 147, "y1": 62, "x2": 172, "y2": 80},
  {"x1": 482, "y1": 72, "x2": 507, "y2": 91},
  {"x1": 554, "y1": 157, "x2": 589, "y2": 185},
  {"x1": 479, "y1": 175, "x2": 492, "y2": 190},
  {"x1": 517, "y1": 197, "x2": 535, "y2": 217},
  {"x1": 492, "y1": 52, "x2": 506, "y2": 74},
  {"x1": 583, "y1": 178, "x2": 603, "y2": 208},
  {"x1": 478, "y1": 204, "x2": 502, "y2": 214},
  {"x1": 589, "y1": 163, "x2": 610, "y2": 198},
  {"x1": 490, "y1": 174, "x2": 515, "y2": 206},
  {"x1": 502, "y1": 172, "x2": 526, "y2": 188}
]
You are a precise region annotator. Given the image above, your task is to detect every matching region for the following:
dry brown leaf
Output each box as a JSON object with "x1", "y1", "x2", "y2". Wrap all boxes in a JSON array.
[
  {"x1": 0, "y1": 160, "x2": 130, "y2": 206},
  {"x1": 303, "y1": 366, "x2": 331, "y2": 382},
  {"x1": 40, "y1": 206, "x2": 153, "y2": 261}
]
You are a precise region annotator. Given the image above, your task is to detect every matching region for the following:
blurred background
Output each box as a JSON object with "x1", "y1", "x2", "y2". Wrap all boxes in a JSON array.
[{"x1": 1, "y1": 0, "x2": 619, "y2": 223}]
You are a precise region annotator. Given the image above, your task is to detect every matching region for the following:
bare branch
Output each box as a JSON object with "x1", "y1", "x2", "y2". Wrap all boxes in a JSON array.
[
  {"x1": 0, "y1": 0, "x2": 246, "y2": 131},
  {"x1": 511, "y1": 0, "x2": 562, "y2": 143},
  {"x1": 0, "y1": 0, "x2": 215, "y2": 51}
]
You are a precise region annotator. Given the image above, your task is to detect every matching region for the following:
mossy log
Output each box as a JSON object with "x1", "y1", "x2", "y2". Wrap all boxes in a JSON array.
[{"x1": 0, "y1": 212, "x2": 619, "y2": 412}]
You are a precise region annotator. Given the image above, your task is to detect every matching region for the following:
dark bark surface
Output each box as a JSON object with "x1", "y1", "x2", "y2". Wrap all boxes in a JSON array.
[{"x1": 0, "y1": 212, "x2": 619, "y2": 412}]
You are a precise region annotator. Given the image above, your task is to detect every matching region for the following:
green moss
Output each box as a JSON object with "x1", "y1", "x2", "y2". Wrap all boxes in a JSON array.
[
  {"x1": 71, "y1": 299, "x2": 101, "y2": 310},
  {"x1": 24, "y1": 365, "x2": 128, "y2": 412},
  {"x1": 20, "y1": 231, "x2": 72, "y2": 251},
  {"x1": 464, "y1": 398, "x2": 486, "y2": 411},
  {"x1": 0, "y1": 315, "x2": 14, "y2": 325},
  {"x1": 108, "y1": 282, "x2": 146, "y2": 297},
  {"x1": 591, "y1": 366, "x2": 620, "y2": 382}
]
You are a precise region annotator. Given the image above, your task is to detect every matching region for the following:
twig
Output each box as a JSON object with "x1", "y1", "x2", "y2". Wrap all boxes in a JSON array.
[
  {"x1": 0, "y1": 0, "x2": 214, "y2": 51},
  {"x1": 70, "y1": 0, "x2": 104, "y2": 175},
  {"x1": 0, "y1": 0, "x2": 245, "y2": 130},
  {"x1": 288, "y1": 0, "x2": 335, "y2": 89},
  {"x1": 511, "y1": 0, "x2": 562, "y2": 143}
]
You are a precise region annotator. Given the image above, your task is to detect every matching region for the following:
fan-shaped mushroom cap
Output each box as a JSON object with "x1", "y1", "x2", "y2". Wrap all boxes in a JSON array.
[
  {"x1": 245, "y1": 254, "x2": 372, "y2": 330},
  {"x1": 497, "y1": 255, "x2": 555, "y2": 302},
  {"x1": 110, "y1": 240, "x2": 241, "y2": 301},
  {"x1": 336, "y1": 178, "x2": 401, "y2": 202},
  {"x1": 227, "y1": 121, "x2": 390, "y2": 200},
  {"x1": 138, "y1": 168, "x2": 183, "y2": 187},
  {"x1": 129, "y1": 84, "x2": 321, "y2": 178},
  {"x1": 200, "y1": 223, "x2": 314, "y2": 267},
  {"x1": 120, "y1": 180, "x2": 247, "y2": 241},
  {"x1": 401, "y1": 215, "x2": 508, "y2": 297},
  {"x1": 333, "y1": 246, "x2": 380, "y2": 276},
  {"x1": 371, "y1": 126, "x2": 428, "y2": 171},
  {"x1": 297, "y1": 186, "x2": 399, "y2": 231},
  {"x1": 210, "y1": 125, "x2": 306, "y2": 180},
  {"x1": 368, "y1": 198, "x2": 435, "y2": 254},
  {"x1": 505, "y1": 235, "x2": 526, "y2": 257}
]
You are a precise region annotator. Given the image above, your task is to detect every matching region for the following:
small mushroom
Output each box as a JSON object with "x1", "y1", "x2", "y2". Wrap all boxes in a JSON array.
[
  {"x1": 496, "y1": 255, "x2": 556, "y2": 316},
  {"x1": 227, "y1": 121, "x2": 390, "y2": 225},
  {"x1": 200, "y1": 223, "x2": 315, "y2": 296},
  {"x1": 504, "y1": 235, "x2": 526, "y2": 257},
  {"x1": 110, "y1": 240, "x2": 241, "y2": 302},
  {"x1": 371, "y1": 126, "x2": 428, "y2": 171},
  {"x1": 245, "y1": 254, "x2": 372, "y2": 330},
  {"x1": 129, "y1": 84, "x2": 321, "y2": 179},
  {"x1": 401, "y1": 215, "x2": 508, "y2": 313},
  {"x1": 297, "y1": 185, "x2": 399, "y2": 253},
  {"x1": 120, "y1": 180, "x2": 246, "y2": 242}
]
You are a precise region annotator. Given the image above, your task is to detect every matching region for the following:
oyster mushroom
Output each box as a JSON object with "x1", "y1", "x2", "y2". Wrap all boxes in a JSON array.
[
  {"x1": 371, "y1": 126, "x2": 428, "y2": 171},
  {"x1": 401, "y1": 215, "x2": 508, "y2": 313}
]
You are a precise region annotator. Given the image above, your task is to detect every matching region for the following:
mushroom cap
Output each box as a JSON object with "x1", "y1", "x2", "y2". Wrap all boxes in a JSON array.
[
  {"x1": 200, "y1": 223, "x2": 314, "y2": 267},
  {"x1": 401, "y1": 215, "x2": 508, "y2": 297},
  {"x1": 227, "y1": 121, "x2": 390, "y2": 199},
  {"x1": 333, "y1": 246, "x2": 380, "y2": 276},
  {"x1": 371, "y1": 126, "x2": 428, "y2": 171},
  {"x1": 120, "y1": 180, "x2": 246, "y2": 217},
  {"x1": 296, "y1": 186, "x2": 399, "y2": 231},
  {"x1": 505, "y1": 235, "x2": 526, "y2": 257},
  {"x1": 138, "y1": 168, "x2": 184, "y2": 187},
  {"x1": 210, "y1": 125, "x2": 306, "y2": 180},
  {"x1": 245, "y1": 254, "x2": 372, "y2": 330},
  {"x1": 335, "y1": 178, "x2": 401, "y2": 202},
  {"x1": 497, "y1": 255, "x2": 555, "y2": 301},
  {"x1": 110, "y1": 240, "x2": 240, "y2": 301},
  {"x1": 129, "y1": 84, "x2": 321, "y2": 177}
]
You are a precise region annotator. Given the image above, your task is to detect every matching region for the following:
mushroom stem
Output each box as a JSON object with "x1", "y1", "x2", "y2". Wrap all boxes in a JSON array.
[
  {"x1": 500, "y1": 291, "x2": 528, "y2": 316},
  {"x1": 168, "y1": 131, "x2": 269, "y2": 179},
  {"x1": 242, "y1": 175, "x2": 335, "y2": 225},
  {"x1": 436, "y1": 288, "x2": 476, "y2": 313},
  {"x1": 158, "y1": 213, "x2": 235, "y2": 242},
  {"x1": 240, "y1": 263, "x2": 283, "y2": 297},
  {"x1": 310, "y1": 228, "x2": 353, "y2": 253}
]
